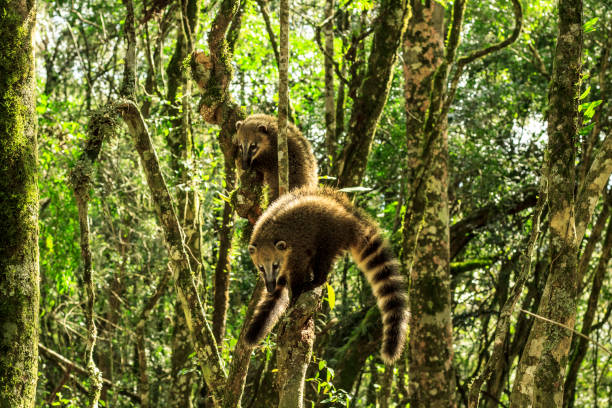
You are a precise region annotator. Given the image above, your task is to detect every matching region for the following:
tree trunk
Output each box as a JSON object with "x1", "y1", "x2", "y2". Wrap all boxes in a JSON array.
[
  {"x1": 509, "y1": 0, "x2": 582, "y2": 405},
  {"x1": 323, "y1": 0, "x2": 336, "y2": 170},
  {"x1": 212, "y1": 157, "x2": 235, "y2": 347},
  {"x1": 0, "y1": 2, "x2": 39, "y2": 406},
  {"x1": 407, "y1": 121, "x2": 455, "y2": 408},
  {"x1": 277, "y1": 0, "x2": 290, "y2": 196},
  {"x1": 401, "y1": 2, "x2": 452, "y2": 407}
]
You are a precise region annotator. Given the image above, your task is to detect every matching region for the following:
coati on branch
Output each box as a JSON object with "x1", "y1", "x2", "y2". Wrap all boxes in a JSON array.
[
  {"x1": 244, "y1": 187, "x2": 408, "y2": 364},
  {"x1": 234, "y1": 114, "x2": 318, "y2": 199}
]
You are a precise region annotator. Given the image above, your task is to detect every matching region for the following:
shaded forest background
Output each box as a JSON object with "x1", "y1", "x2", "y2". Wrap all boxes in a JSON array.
[{"x1": 2, "y1": 0, "x2": 612, "y2": 406}]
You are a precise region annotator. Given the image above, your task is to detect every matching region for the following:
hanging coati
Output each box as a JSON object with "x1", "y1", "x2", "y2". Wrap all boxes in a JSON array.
[
  {"x1": 244, "y1": 186, "x2": 408, "y2": 364},
  {"x1": 234, "y1": 114, "x2": 318, "y2": 200}
]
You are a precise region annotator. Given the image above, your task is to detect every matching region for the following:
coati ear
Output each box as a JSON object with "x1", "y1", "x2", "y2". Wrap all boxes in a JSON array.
[
  {"x1": 236, "y1": 121, "x2": 243, "y2": 131},
  {"x1": 275, "y1": 240, "x2": 287, "y2": 251},
  {"x1": 257, "y1": 124, "x2": 268, "y2": 134},
  {"x1": 248, "y1": 245, "x2": 256, "y2": 254}
]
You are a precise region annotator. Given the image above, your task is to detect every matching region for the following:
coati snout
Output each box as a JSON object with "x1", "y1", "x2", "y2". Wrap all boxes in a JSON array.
[
  {"x1": 248, "y1": 240, "x2": 288, "y2": 293},
  {"x1": 235, "y1": 120, "x2": 267, "y2": 170}
]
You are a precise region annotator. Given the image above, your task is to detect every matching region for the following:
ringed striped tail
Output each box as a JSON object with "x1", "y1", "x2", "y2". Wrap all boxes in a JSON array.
[
  {"x1": 245, "y1": 278, "x2": 290, "y2": 346},
  {"x1": 353, "y1": 232, "x2": 408, "y2": 364}
]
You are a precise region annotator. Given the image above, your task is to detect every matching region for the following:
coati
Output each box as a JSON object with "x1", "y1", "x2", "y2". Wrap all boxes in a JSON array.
[
  {"x1": 234, "y1": 114, "x2": 318, "y2": 200},
  {"x1": 244, "y1": 186, "x2": 408, "y2": 364}
]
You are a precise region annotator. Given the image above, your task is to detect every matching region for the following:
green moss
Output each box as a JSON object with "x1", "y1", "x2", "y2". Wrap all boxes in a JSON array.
[{"x1": 0, "y1": 5, "x2": 39, "y2": 407}]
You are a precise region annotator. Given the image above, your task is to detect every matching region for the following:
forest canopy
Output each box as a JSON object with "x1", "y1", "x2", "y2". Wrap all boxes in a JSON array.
[{"x1": 0, "y1": 0, "x2": 611, "y2": 407}]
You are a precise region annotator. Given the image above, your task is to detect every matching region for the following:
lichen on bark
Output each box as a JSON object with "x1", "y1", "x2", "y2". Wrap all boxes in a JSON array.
[
  {"x1": 0, "y1": 2, "x2": 39, "y2": 407},
  {"x1": 509, "y1": 0, "x2": 583, "y2": 405}
]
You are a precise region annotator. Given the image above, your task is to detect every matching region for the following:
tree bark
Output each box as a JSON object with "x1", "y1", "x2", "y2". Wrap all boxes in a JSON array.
[
  {"x1": 403, "y1": 1, "x2": 522, "y2": 405},
  {"x1": 401, "y1": 2, "x2": 451, "y2": 406},
  {"x1": 277, "y1": 0, "x2": 290, "y2": 196},
  {"x1": 509, "y1": 0, "x2": 582, "y2": 405},
  {"x1": 276, "y1": 288, "x2": 322, "y2": 408},
  {"x1": 0, "y1": 1, "x2": 39, "y2": 406}
]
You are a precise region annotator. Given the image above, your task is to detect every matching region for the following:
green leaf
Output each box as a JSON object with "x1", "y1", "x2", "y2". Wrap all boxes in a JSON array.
[
  {"x1": 579, "y1": 86, "x2": 590, "y2": 100},
  {"x1": 319, "y1": 359, "x2": 326, "y2": 371},
  {"x1": 583, "y1": 100, "x2": 602, "y2": 119},
  {"x1": 584, "y1": 17, "x2": 598, "y2": 33},
  {"x1": 218, "y1": 192, "x2": 231, "y2": 203},
  {"x1": 326, "y1": 283, "x2": 335, "y2": 310}
]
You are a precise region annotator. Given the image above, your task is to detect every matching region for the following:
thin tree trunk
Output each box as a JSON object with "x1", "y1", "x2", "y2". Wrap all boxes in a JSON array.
[
  {"x1": 403, "y1": 0, "x2": 522, "y2": 405},
  {"x1": 323, "y1": 0, "x2": 336, "y2": 170},
  {"x1": 0, "y1": 2, "x2": 39, "y2": 406},
  {"x1": 277, "y1": 0, "x2": 290, "y2": 196},
  {"x1": 71, "y1": 117, "x2": 110, "y2": 408},
  {"x1": 577, "y1": 194, "x2": 611, "y2": 289},
  {"x1": 213, "y1": 155, "x2": 235, "y2": 346},
  {"x1": 509, "y1": 0, "x2": 582, "y2": 405},
  {"x1": 402, "y1": 0, "x2": 444, "y2": 198},
  {"x1": 407, "y1": 122, "x2": 455, "y2": 408}
]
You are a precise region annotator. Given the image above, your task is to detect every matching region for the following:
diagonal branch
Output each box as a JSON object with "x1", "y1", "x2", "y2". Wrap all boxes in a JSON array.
[
  {"x1": 117, "y1": 100, "x2": 227, "y2": 399},
  {"x1": 450, "y1": 185, "x2": 538, "y2": 259}
]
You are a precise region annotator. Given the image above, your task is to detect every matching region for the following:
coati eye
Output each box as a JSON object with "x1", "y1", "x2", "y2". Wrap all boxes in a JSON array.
[
  {"x1": 258, "y1": 265, "x2": 265, "y2": 272},
  {"x1": 250, "y1": 143, "x2": 257, "y2": 151},
  {"x1": 273, "y1": 262, "x2": 279, "y2": 270}
]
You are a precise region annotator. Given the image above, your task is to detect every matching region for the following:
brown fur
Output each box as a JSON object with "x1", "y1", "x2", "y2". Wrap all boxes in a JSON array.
[
  {"x1": 245, "y1": 186, "x2": 408, "y2": 364},
  {"x1": 234, "y1": 114, "x2": 318, "y2": 199}
]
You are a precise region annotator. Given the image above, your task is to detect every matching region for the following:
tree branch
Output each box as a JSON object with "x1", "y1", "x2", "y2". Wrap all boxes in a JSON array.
[
  {"x1": 450, "y1": 185, "x2": 538, "y2": 259},
  {"x1": 442, "y1": 0, "x2": 523, "y2": 120}
]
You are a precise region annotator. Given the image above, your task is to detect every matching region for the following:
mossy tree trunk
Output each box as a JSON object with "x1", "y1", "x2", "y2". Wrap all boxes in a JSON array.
[
  {"x1": 402, "y1": 0, "x2": 522, "y2": 405},
  {"x1": 0, "y1": 1, "x2": 39, "y2": 407},
  {"x1": 509, "y1": 0, "x2": 582, "y2": 405},
  {"x1": 401, "y1": 2, "x2": 454, "y2": 406}
]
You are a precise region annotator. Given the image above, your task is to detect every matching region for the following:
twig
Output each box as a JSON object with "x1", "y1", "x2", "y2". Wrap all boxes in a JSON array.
[{"x1": 519, "y1": 308, "x2": 612, "y2": 355}]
